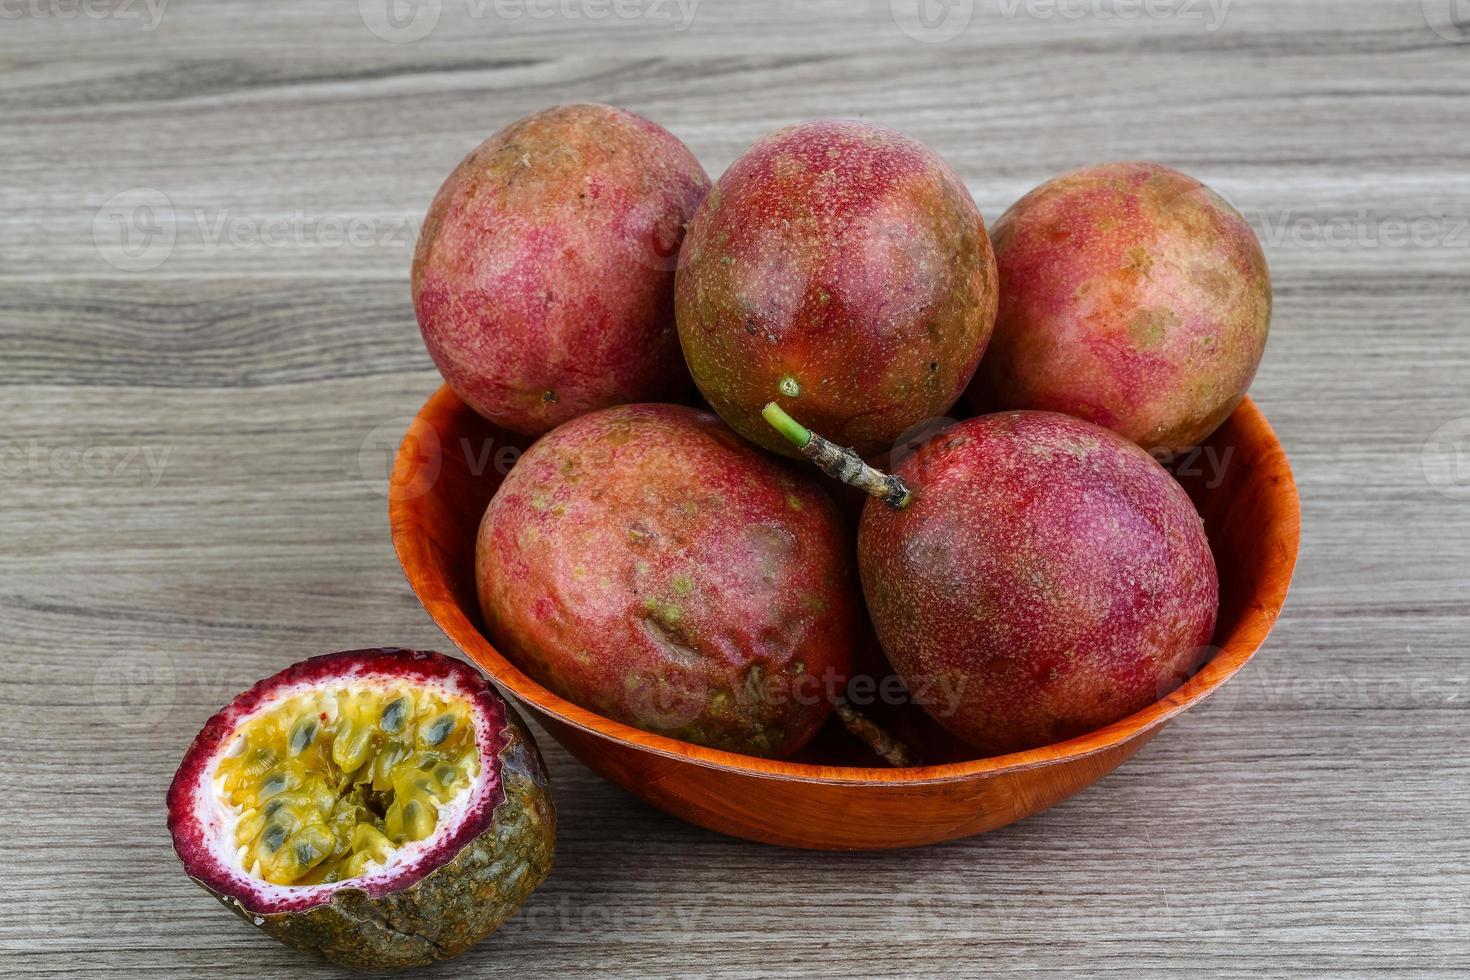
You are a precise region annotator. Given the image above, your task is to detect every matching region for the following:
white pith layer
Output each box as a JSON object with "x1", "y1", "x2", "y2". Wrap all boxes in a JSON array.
[{"x1": 188, "y1": 669, "x2": 490, "y2": 907}]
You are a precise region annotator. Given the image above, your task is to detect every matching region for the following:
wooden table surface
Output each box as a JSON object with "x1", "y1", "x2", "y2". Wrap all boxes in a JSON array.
[{"x1": 4, "y1": 1, "x2": 1468, "y2": 976}]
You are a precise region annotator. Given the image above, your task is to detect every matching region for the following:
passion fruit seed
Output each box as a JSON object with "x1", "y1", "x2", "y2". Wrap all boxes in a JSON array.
[
  {"x1": 380, "y1": 696, "x2": 408, "y2": 733},
  {"x1": 423, "y1": 714, "x2": 455, "y2": 746},
  {"x1": 215, "y1": 686, "x2": 478, "y2": 886},
  {"x1": 288, "y1": 718, "x2": 317, "y2": 756}
]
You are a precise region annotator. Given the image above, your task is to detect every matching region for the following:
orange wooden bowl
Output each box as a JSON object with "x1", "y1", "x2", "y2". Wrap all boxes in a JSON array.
[{"x1": 390, "y1": 385, "x2": 1299, "y2": 850}]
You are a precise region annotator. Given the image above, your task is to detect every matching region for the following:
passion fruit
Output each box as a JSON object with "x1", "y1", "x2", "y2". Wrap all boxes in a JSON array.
[
  {"x1": 166, "y1": 648, "x2": 555, "y2": 971},
  {"x1": 971, "y1": 162, "x2": 1271, "y2": 455},
  {"x1": 763, "y1": 404, "x2": 1218, "y2": 756},
  {"x1": 476, "y1": 403, "x2": 864, "y2": 758},
  {"x1": 413, "y1": 103, "x2": 711, "y2": 436},
  {"x1": 675, "y1": 119, "x2": 998, "y2": 459}
]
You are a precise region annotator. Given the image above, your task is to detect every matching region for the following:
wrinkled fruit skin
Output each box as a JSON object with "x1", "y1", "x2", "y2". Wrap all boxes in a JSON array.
[
  {"x1": 859, "y1": 412, "x2": 1218, "y2": 755},
  {"x1": 167, "y1": 649, "x2": 555, "y2": 972},
  {"x1": 970, "y1": 162, "x2": 1271, "y2": 456},
  {"x1": 477, "y1": 404, "x2": 862, "y2": 757},
  {"x1": 414, "y1": 103, "x2": 711, "y2": 436},
  {"x1": 676, "y1": 119, "x2": 998, "y2": 459}
]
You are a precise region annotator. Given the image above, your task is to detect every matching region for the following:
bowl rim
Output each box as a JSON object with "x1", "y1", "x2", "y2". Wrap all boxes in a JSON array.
[{"x1": 392, "y1": 385, "x2": 1300, "y2": 788}]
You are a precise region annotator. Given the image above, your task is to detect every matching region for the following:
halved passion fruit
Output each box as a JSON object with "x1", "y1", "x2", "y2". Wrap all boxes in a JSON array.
[{"x1": 167, "y1": 648, "x2": 555, "y2": 971}]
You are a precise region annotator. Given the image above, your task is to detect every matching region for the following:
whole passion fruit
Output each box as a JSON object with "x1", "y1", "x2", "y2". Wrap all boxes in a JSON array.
[
  {"x1": 167, "y1": 648, "x2": 555, "y2": 971},
  {"x1": 675, "y1": 119, "x2": 998, "y2": 459},
  {"x1": 970, "y1": 162, "x2": 1271, "y2": 455},
  {"x1": 413, "y1": 103, "x2": 711, "y2": 436},
  {"x1": 764, "y1": 405, "x2": 1218, "y2": 756},
  {"x1": 476, "y1": 403, "x2": 863, "y2": 758}
]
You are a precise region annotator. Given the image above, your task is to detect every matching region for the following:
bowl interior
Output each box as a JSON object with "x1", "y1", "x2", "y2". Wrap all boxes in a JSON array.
[{"x1": 391, "y1": 389, "x2": 1299, "y2": 783}]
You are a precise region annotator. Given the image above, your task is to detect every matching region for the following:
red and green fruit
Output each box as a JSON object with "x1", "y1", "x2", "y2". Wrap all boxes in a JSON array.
[
  {"x1": 765, "y1": 405, "x2": 1218, "y2": 756},
  {"x1": 414, "y1": 103, "x2": 711, "y2": 436},
  {"x1": 476, "y1": 403, "x2": 862, "y2": 757},
  {"x1": 970, "y1": 161, "x2": 1270, "y2": 455},
  {"x1": 676, "y1": 119, "x2": 998, "y2": 459},
  {"x1": 167, "y1": 648, "x2": 555, "y2": 970}
]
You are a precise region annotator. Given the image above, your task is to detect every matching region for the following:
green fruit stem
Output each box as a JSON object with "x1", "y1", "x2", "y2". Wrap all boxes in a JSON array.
[
  {"x1": 834, "y1": 699, "x2": 919, "y2": 768},
  {"x1": 760, "y1": 403, "x2": 913, "y2": 510}
]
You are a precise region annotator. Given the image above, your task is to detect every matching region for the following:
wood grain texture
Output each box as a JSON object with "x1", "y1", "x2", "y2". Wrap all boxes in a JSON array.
[{"x1": 2, "y1": 0, "x2": 1467, "y2": 975}]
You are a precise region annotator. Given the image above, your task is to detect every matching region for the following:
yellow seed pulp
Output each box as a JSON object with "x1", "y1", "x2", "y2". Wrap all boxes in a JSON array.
[{"x1": 215, "y1": 686, "x2": 479, "y2": 886}]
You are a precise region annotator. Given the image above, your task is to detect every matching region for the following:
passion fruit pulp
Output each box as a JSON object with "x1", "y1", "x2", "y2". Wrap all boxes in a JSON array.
[
  {"x1": 167, "y1": 648, "x2": 555, "y2": 971},
  {"x1": 216, "y1": 683, "x2": 480, "y2": 886}
]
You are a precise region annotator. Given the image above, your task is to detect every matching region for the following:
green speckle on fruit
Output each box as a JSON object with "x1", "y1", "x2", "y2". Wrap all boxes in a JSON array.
[
  {"x1": 778, "y1": 376, "x2": 802, "y2": 398},
  {"x1": 643, "y1": 595, "x2": 683, "y2": 627},
  {"x1": 1126, "y1": 246, "x2": 1153, "y2": 276},
  {"x1": 1128, "y1": 308, "x2": 1176, "y2": 350}
]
